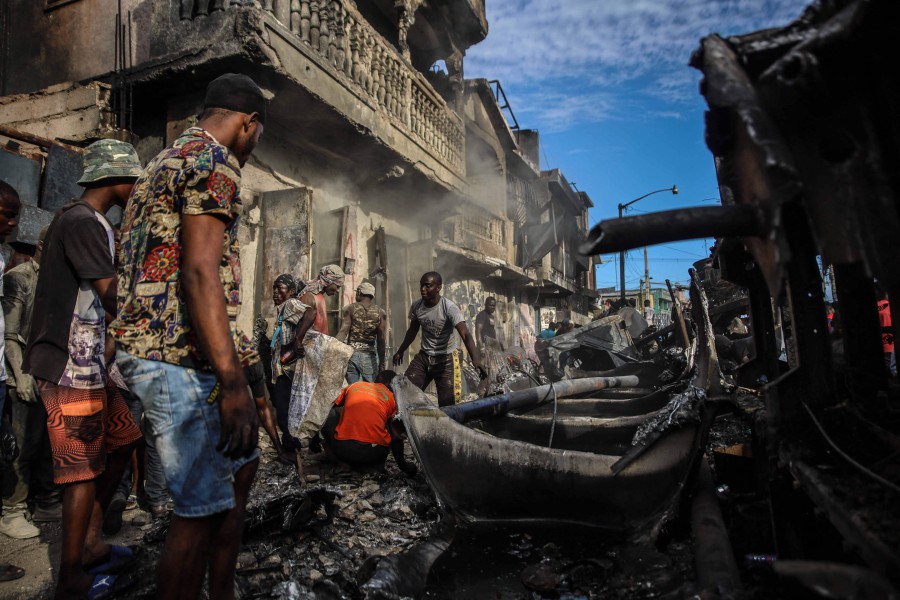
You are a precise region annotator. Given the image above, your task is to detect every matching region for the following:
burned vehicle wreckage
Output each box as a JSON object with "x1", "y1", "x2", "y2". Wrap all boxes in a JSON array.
[{"x1": 87, "y1": 1, "x2": 899, "y2": 598}]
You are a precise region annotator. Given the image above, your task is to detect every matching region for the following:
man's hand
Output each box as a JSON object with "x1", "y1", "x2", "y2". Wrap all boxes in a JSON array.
[
  {"x1": 392, "y1": 352, "x2": 403, "y2": 366},
  {"x1": 216, "y1": 383, "x2": 260, "y2": 458},
  {"x1": 14, "y1": 373, "x2": 37, "y2": 403},
  {"x1": 472, "y1": 360, "x2": 488, "y2": 380}
]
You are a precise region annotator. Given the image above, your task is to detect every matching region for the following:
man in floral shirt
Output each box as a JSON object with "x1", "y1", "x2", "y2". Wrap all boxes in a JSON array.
[{"x1": 112, "y1": 73, "x2": 266, "y2": 599}]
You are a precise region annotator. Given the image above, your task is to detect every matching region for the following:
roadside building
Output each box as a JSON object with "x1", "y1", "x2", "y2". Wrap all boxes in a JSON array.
[{"x1": 0, "y1": 1, "x2": 596, "y2": 366}]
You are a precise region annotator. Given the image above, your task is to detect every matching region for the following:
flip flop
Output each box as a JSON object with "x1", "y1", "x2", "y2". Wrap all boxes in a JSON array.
[
  {"x1": 85, "y1": 545, "x2": 142, "y2": 575},
  {"x1": 87, "y1": 572, "x2": 135, "y2": 600},
  {"x1": 0, "y1": 563, "x2": 25, "y2": 582}
]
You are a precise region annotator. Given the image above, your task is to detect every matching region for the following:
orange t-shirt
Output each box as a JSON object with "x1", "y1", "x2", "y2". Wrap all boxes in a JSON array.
[
  {"x1": 333, "y1": 382, "x2": 397, "y2": 446},
  {"x1": 878, "y1": 300, "x2": 893, "y2": 353}
]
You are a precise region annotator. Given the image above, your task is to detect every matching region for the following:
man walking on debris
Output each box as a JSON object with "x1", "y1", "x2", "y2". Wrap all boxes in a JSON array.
[
  {"x1": 23, "y1": 140, "x2": 144, "y2": 599},
  {"x1": 2, "y1": 225, "x2": 61, "y2": 542},
  {"x1": 618, "y1": 298, "x2": 649, "y2": 339},
  {"x1": 393, "y1": 272, "x2": 486, "y2": 406},
  {"x1": 112, "y1": 73, "x2": 265, "y2": 600},
  {"x1": 474, "y1": 296, "x2": 499, "y2": 351},
  {"x1": 317, "y1": 370, "x2": 417, "y2": 475},
  {"x1": 336, "y1": 282, "x2": 386, "y2": 383},
  {"x1": 270, "y1": 273, "x2": 307, "y2": 459},
  {"x1": 299, "y1": 264, "x2": 345, "y2": 337}
]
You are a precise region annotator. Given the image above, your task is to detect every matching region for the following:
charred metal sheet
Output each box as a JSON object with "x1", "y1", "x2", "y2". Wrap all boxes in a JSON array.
[
  {"x1": 535, "y1": 315, "x2": 639, "y2": 381},
  {"x1": 0, "y1": 147, "x2": 41, "y2": 206},
  {"x1": 395, "y1": 374, "x2": 700, "y2": 534},
  {"x1": 40, "y1": 145, "x2": 87, "y2": 214},
  {"x1": 581, "y1": 205, "x2": 767, "y2": 256},
  {"x1": 358, "y1": 517, "x2": 456, "y2": 599},
  {"x1": 788, "y1": 459, "x2": 900, "y2": 585},
  {"x1": 8, "y1": 205, "x2": 53, "y2": 246}
]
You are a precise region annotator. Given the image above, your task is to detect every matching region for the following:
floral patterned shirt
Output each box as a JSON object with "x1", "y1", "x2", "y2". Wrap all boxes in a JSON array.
[{"x1": 111, "y1": 127, "x2": 258, "y2": 370}]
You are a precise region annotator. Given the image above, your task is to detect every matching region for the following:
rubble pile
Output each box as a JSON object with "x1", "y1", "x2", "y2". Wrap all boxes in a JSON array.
[{"x1": 119, "y1": 440, "x2": 440, "y2": 600}]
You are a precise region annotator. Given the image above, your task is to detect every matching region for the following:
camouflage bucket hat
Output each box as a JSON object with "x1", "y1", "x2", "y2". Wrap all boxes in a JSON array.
[{"x1": 77, "y1": 139, "x2": 143, "y2": 186}]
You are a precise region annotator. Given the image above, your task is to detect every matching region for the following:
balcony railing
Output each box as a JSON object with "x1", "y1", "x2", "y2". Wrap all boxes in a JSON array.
[{"x1": 260, "y1": 0, "x2": 463, "y2": 171}]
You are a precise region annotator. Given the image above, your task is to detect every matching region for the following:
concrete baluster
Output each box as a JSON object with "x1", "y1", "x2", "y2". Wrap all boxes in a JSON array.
[
  {"x1": 318, "y1": 2, "x2": 330, "y2": 56},
  {"x1": 290, "y1": 0, "x2": 300, "y2": 33},
  {"x1": 310, "y1": 1, "x2": 320, "y2": 51}
]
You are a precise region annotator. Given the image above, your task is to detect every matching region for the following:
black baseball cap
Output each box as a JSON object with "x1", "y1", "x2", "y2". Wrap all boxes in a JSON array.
[{"x1": 203, "y1": 73, "x2": 267, "y2": 125}]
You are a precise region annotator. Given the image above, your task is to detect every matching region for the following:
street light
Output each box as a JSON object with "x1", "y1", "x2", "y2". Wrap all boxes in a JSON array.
[{"x1": 618, "y1": 185, "x2": 678, "y2": 302}]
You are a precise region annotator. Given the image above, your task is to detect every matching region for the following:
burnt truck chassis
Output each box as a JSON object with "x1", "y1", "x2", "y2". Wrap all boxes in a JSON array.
[{"x1": 583, "y1": 0, "x2": 900, "y2": 596}]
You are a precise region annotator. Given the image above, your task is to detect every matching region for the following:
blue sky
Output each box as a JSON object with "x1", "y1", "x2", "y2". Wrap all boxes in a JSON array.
[{"x1": 465, "y1": 0, "x2": 811, "y2": 289}]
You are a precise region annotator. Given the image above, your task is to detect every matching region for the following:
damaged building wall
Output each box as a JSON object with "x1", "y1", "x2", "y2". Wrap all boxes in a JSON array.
[{"x1": 1, "y1": 0, "x2": 596, "y2": 365}]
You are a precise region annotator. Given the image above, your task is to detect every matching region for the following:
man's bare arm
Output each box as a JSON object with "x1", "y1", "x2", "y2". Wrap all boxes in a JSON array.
[
  {"x1": 376, "y1": 312, "x2": 387, "y2": 370},
  {"x1": 91, "y1": 276, "x2": 118, "y2": 316},
  {"x1": 292, "y1": 292, "x2": 318, "y2": 351},
  {"x1": 392, "y1": 319, "x2": 420, "y2": 365},
  {"x1": 456, "y1": 322, "x2": 486, "y2": 377},
  {"x1": 182, "y1": 214, "x2": 258, "y2": 458},
  {"x1": 335, "y1": 305, "x2": 351, "y2": 343}
]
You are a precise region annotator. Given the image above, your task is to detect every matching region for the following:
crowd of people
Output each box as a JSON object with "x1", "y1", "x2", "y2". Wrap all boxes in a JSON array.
[{"x1": 0, "y1": 73, "x2": 492, "y2": 600}]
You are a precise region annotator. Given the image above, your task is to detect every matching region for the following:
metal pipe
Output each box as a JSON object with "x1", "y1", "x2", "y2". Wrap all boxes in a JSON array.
[
  {"x1": 582, "y1": 205, "x2": 767, "y2": 256},
  {"x1": 692, "y1": 461, "x2": 743, "y2": 596},
  {"x1": 0, "y1": 124, "x2": 85, "y2": 154},
  {"x1": 441, "y1": 376, "x2": 640, "y2": 424}
]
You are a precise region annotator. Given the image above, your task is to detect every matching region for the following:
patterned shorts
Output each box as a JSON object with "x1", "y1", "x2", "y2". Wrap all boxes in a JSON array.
[{"x1": 39, "y1": 379, "x2": 143, "y2": 485}]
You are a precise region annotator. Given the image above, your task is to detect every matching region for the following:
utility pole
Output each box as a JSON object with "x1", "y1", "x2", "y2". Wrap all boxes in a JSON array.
[
  {"x1": 644, "y1": 246, "x2": 650, "y2": 307},
  {"x1": 617, "y1": 185, "x2": 678, "y2": 302}
]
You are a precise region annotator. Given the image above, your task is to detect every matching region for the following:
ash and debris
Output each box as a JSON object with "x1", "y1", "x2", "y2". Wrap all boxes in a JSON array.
[
  {"x1": 118, "y1": 435, "x2": 440, "y2": 600},
  {"x1": 631, "y1": 386, "x2": 704, "y2": 446},
  {"x1": 425, "y1": 528, "x2": 698, "y2": 600}
]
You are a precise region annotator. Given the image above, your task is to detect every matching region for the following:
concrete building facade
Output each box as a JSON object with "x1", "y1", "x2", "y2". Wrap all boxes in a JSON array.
[{"x1": 0, "y1": 0, "x2": 595, "y2": 361}]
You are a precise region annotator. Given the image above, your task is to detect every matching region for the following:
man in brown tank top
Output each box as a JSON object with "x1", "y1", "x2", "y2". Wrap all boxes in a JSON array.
[{"x1": 336, "y1": 282, "x2": 386, "y2": 383}]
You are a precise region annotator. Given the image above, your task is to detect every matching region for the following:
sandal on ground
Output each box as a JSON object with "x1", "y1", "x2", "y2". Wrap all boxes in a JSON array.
[
  {"x1": 85, "y1": 545, "x2": 142, "y2": 575},
  {"x1": 0, "y1": 563, "x2": 25, "y2": 582},
  {"x1": 87, "y1": 572, "x2": 135, "y2": 600}
]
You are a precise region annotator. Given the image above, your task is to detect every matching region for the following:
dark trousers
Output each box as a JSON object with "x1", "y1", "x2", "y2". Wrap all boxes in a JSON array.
[
  {"x1": 321, "y1": 407, "x2": 389, "y2": 467},
  {"x1": 405, "y1": 350, "x2": 461, "y2": 407},
  {"x1": 274, "y1": 375, "x2": 301, "y2": 451},
  {"x1": 2, "y1": 388, "x2": 60, "y2": 510}
]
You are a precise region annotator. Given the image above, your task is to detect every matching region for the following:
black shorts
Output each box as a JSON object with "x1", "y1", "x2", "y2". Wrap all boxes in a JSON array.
[{"x1": 404, "y1": 350, "x2": 462, "y2": 407}]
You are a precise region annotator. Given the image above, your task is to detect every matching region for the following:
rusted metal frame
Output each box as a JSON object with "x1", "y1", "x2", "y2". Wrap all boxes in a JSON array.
[
  {"x1": 580, "y1": 205, "x2": 766, "y2": 256},
  {"x1": 749, "y1": 0, "x2": 900, "y2": 384},
  {"x1": 666, "y1": 279, "x2": 691, "y2": 349},
  {"x1": 689, "y1": 268, "x2": 725, "y2": 396},
  {"x1": 789, "y1": 459, "x2": 900, "y2": 585},
  {"x1": 715, "y1": 239, "x2": 779, "y2": 389},
  {"x1": 780, "y1": 203, "x2": 835, "y2": 415},
  {"x1": 756, "y1": 0, "x2": 900, "y2": 298},
  {"x1": 833, "y1": 263, "x2": 887, "y2": 400},
  {"x1": 690, "y1": 34, "x2": 801, "y2": 299},
  {"x1": 0, "y1": 123, "x2": 85, "y2": 154}
]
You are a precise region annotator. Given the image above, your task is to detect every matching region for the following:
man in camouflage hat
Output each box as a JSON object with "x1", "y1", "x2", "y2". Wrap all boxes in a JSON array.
[
  {"x1": 24, "y1": 138, "x2": 144, "y2": 599},
  {"x1": 336, "y1": 281, "x2": 386, "y2": 383}
]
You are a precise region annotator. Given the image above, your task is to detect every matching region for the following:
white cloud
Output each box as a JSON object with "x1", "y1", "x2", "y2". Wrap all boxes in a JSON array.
[{"x1": 466, "y1": 0, "x2": 811, "y2": 131}]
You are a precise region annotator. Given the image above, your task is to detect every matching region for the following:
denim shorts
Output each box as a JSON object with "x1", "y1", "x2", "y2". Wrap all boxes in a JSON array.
[
  {"x1": 346, "y1": 350, "x2": 379, "y2": 383},
  {"x1": 115, "y1": 351, "x2": 258, "y2": 518}
]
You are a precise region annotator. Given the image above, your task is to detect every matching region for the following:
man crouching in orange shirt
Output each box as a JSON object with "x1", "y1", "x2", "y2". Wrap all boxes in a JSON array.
[{"x1": 318, "y1": 371, "x2": 417, "y2": 476}]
